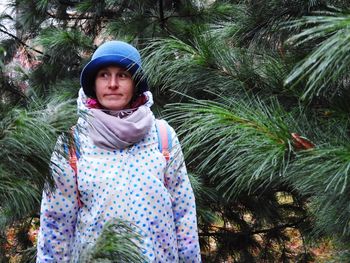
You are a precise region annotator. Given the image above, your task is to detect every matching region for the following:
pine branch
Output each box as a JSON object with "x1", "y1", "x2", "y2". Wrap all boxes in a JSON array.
[
  {"x1": 0, "y1": 96, "x2": 77, "y2": 227},
  {"x1": 0, "y1": 28, "x2": 44, "y2": 56},
  {"x1": 166, "y1": 97, "x2": 293, "y2": 199},
  {"x1": 80, "y1": 218, "x2": 146, "y2": 263},
  {"x1": 285, "y1": 10, "x2": 350, "y2": 100}
]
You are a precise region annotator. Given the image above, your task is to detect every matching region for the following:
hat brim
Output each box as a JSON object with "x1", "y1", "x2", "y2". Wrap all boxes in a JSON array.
[{"x1": 80, "y1": 54, "x2": 148, "y2": 98}]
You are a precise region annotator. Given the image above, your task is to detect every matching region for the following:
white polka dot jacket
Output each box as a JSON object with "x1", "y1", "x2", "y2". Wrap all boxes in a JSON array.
[{"x1": 36, "y1": 90, "x2": 201, "y2": 262}]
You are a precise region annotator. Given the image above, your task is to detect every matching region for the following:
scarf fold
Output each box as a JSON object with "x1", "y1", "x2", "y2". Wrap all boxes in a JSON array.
[{"x1": 88, "y1": 105, "x2": 154, "y2": 150}]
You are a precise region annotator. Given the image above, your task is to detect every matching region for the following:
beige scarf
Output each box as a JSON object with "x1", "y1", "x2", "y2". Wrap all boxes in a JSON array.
[{"x1": 88, "y1": 105, "x2": 154, "y2": 150}]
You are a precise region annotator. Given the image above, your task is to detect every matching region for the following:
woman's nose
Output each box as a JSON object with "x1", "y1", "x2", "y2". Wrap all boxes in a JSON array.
[{"x1": 109, "y1": 75, "x2": 118, "y2": 88}]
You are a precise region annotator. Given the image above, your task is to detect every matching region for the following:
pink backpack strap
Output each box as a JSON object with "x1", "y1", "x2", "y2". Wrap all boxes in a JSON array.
[
  {"x1": 68, "y1": 127, "x2": 84, "y2": 208},
  {"x1": 155, "y1": 119, "x2": 172, "y2": 161}
]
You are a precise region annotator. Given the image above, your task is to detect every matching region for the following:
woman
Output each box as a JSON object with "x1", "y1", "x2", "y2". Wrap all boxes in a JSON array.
[{"x1": 37, "y1": 41, "x2": 201, "y2": 262}]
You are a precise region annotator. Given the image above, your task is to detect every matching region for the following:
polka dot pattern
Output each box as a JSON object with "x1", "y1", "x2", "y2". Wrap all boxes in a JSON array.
[{"x1": 37, "y1": 121, "x2": 201, "y2": 263}]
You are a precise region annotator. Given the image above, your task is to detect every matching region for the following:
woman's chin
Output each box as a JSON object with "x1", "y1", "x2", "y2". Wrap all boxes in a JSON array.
[{"x1": 101, "y1": 102, "x2": 129, "y2": 111}]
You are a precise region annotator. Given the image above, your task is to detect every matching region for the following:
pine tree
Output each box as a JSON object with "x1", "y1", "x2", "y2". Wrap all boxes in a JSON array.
[
  {"x1": 1, "y1": 0, "x2": 350, "y2": 262},
  {"x1": 143, "y1": 0, "x2": 350, "y2": 261}
]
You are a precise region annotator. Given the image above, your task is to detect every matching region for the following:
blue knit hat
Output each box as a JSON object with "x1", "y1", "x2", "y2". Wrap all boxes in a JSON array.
[{"x1": 80, "y1": 41, "x2": 148, "y2": 98}]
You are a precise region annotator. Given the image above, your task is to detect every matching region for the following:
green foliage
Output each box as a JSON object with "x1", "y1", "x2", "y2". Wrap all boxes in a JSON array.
[
  {"x1": 0, "y1": 96, "x2": 76, "y2": 227},
  {"x1": 285, "y1": 9, "x2": 350, "y2": 100},
  {"x1": 143, "y1": 35, "x2": 297, "y2": 105},
  {"x1": 35, "y1": 28, "x2": 93, "y2": 64},
  {"x1": 142, "y1": 1, "x2": 350, "y2": 260},
  {"x1": 143, "y1": 36, "x2": 244, "y2": 99},
  {"x1": 79, "y1": 218, "x2": 146, "y2": 263},
  {"x1": 286, "y1": 144, "x2": 350, "y2": 238},
  {"x1": 28, "y1": 28, "x2": 91, "y2": 97},
  {"x1": 167, "y1": 97, "x2": 292, "y2": 199}
]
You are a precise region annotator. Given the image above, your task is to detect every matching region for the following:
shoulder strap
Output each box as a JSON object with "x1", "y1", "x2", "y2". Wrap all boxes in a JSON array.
[
  {"x1": 155, "y1": 119, "x2": 172, "y2": 161},
  {"x1": 68, "y1": 126, "x2": 83, "y2": 208}
]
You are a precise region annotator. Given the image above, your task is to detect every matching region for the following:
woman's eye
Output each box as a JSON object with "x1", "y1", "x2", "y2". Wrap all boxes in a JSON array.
[
  {"x1": 98, "y1": 72, "x2": 109, "y2": 78},
  {"x1": 118, "y1": 72, "x2": 130, "y2": 78}
]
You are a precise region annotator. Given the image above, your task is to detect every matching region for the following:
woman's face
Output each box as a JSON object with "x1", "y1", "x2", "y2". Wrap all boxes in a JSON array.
[{"x1": 94, "y1": 66, "x2": 135, "y2": 110}]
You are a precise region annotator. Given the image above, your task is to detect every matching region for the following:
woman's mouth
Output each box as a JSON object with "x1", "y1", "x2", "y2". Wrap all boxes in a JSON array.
[{"x1": 105, "y1": 94, "x2": 122, "y2": 97}]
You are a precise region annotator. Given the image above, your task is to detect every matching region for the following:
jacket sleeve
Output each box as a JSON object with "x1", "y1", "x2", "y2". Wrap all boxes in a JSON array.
[
  {"x1": 164, "y1": 126, "x2": 201, "y2": 263},
  {"x1": 36, "y1": 135, "x2": 79, "y2": 263}
]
